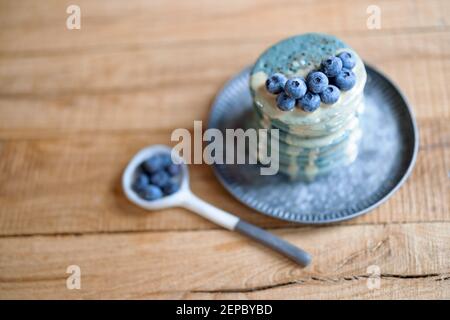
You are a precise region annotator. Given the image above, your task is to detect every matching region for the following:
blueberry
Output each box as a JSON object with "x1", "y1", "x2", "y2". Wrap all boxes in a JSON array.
[
  {"x1": 337, "y1": 51, "x2": 356, "y2": 69},
  {"x1": 159, "y1": 153, "x2": 173, "y2": 167},
  {"x1": 284, "y1": 77, "x2": 307, "y2": 99},
  {"x1": 149, "y1": 170, "x2": 171, "y2": 187},
  {"x1": 334, "y1": 68, "x2": 356, "y2": 91},
  {"x1": 265, "y1": 73, "x2": 287, "y2": 94},
  {"x1": 306, "y1": 71, "x2": 329, "y2": 94},
  {"x1": 321, "y1": 56, "x2": 343, "y2": 77},
  {"x1": 139, "y1": 184, "x2": 163, "y2": 201},
  {"x1": 276, "y1": 92, "x2": 296, "y2": 111},
  {"x1": 162, "y1": 180, "x2": 180, "y2": 196},
  {"x1": 320, "y1": 85, "x2": 341, "y2": 104},
  {"x1": 132, "y1": 173, "x2": 149, "y2": 193},
  {"x1": 166, "y1": 163, "x2": 181, "y2": 176},
  {"x1": 297, "y1": 92, "x2": 321, "y2": 112},
  {"x1": 142, "y1": 156, "x2": 164, "y2": 174}
]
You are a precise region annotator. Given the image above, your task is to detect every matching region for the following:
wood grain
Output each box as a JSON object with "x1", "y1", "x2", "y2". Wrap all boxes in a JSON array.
[
  {"x1": 0, "y1": 0, "x2": 448, "y2": 55},
  {"x1": 0, "y1": 0, "x2": 449, "y2": 299},
  {"x1": 0, "y1": 118, "x2": 448, "y2": 236},
  {"x1": 0, "y1": 31, "x2": 449, "y2": 138},
  {"x1": 0, "y1": 222, "x2": 448, "y2": 299},
  {"x1": 183, "y1": 278, "x2": 450, "y2": 300}
]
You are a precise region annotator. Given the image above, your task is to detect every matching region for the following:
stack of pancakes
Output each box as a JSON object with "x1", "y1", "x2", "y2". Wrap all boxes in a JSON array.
[{"x1": 249, "y1": 33, "x2": 367, "y2": 180}]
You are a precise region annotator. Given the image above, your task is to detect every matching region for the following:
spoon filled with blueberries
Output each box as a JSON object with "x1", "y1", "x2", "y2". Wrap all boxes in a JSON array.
[{"x1": 122, "y1": 145, "x2": 311, "y2": 267}]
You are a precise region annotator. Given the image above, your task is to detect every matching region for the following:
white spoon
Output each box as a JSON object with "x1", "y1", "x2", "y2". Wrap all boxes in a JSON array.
[{"x1": 122, "y1": 145, "x2": 312, "y2": 267}]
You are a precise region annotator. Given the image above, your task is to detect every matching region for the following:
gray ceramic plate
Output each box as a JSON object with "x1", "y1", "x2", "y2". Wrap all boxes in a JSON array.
[{"x1": 208, "y1": 65, "x2": 418, "y2": 224}]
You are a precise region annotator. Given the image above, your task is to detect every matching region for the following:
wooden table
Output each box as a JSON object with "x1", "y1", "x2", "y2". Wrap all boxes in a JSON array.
[{"x1": 0, "y1": 0, "x2": 449, "y2": 299}]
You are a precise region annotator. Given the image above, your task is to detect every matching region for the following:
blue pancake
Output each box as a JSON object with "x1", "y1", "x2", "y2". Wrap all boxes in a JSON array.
[
  {"x1": 247, "y1": 33, "x2": 367, "y2": 180},
  {"x1": 251, "y1": 33, "x2": 347, "y2": 87}
]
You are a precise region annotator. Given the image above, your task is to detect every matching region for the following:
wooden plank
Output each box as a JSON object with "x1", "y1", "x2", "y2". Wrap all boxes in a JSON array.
[
  {"x1": 0, "y1": 31, "x2": 449, "y2": 138},
  {"x1": 0, "y1": 0, "x2": 448, "y2": 54},
  {"x1": 179, "y1": 278, "x2": 450, "y2": 300},
  {"x1": 0, "y1": 222, "x2": 448, "y2": 299},
  {"x1": 0, "y1": 0, "x2": 448, "y2": 301},
  {"x1": 0, "y1": 118, "x2": 448, "y2": 236}
]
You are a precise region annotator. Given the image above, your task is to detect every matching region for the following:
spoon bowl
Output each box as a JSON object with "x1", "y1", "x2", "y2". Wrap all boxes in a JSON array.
[{"x1": 122, "y1": 144, "x2": 189, "y2": 210}]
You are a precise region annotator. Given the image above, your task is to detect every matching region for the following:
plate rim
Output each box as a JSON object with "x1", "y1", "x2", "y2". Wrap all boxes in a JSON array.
[{"x1": 208, "y1": 63, "x2": 419, "y2": 224}]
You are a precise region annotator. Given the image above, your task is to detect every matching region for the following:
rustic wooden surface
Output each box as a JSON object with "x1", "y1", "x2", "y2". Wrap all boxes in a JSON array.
[{"x1": 0, "y1": 0, "x2": 449, "y2": 299}]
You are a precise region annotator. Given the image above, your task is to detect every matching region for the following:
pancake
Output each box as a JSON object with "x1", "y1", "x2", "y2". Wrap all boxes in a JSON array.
[{"x1": 248, "y1": 33, "x2": 367, "y2": 180}]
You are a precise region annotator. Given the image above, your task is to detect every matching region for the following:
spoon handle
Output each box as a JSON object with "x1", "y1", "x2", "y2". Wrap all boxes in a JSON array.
[
  {"x1": 234, "y1": 220, "x2": 311, "y2": 267},
  {"x1": 182, "y1": 193, "x2": 311, "y2": 267}
]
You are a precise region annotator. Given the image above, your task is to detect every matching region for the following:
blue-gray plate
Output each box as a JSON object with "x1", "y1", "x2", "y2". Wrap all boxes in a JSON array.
[{"x1": 208, "y1": 65, "x2": 418, "y2": 224}]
